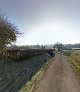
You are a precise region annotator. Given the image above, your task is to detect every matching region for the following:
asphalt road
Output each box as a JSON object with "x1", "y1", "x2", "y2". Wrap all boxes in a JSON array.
[{"x1": 32, "y1": 54, "x2": 80, "y2": 92}]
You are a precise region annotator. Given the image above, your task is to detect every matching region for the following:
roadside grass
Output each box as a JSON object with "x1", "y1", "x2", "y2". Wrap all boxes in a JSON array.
[
  {"x1": 65, "y1": 52, "x2": 80, "y2": 79},
  {"x1": 19, "y1": 58, "x2": 54, "y2": 92}
]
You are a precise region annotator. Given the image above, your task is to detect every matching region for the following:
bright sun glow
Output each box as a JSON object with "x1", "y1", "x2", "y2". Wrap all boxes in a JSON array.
[
  {"x1": 31, "y1": 20, "x2": 65, "y2": 32},
  {"x1": 16, "y1": 20, "x2": 80, "y2": 45}
]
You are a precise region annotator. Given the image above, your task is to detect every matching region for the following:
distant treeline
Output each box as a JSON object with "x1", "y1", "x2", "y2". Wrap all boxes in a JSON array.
[
  {"x1": 7, "y1": 44, "x2": 54, "y2": 50},
  {"x1": 64, "y1": 44, "x2": 80, "y2": 49}
]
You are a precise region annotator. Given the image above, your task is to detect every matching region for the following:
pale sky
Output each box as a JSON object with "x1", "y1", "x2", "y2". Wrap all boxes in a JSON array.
[{"x1": 0, "y1": 0, "x2": 80, "y2": 45}]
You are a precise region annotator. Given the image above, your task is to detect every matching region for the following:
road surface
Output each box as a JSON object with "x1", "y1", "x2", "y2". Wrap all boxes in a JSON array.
[{"x1": 32, "y1": 54, "x2": 80, "y2": 92}]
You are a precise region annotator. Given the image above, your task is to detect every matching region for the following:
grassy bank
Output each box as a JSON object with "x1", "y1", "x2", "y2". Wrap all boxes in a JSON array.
[
  {"x1": 65, "y1": 51, "x2": 80, "y2": 81},
  {"x1": 19, "y1": 58, "x2": 54, "y2": 92}
]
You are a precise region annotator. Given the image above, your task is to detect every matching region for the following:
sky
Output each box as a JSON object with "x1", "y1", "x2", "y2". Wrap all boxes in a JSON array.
[{"x1": 0, "y1": 0, "x2": 80, "y2": 45}]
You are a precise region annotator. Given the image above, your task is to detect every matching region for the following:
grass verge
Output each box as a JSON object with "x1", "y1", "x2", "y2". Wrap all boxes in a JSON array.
[
  {"x1": 65, "y1": 53, "x2": 80, "y2": 83},
  {"x1": 19, "y1": 58, "x2": 54, "y2": 92}
]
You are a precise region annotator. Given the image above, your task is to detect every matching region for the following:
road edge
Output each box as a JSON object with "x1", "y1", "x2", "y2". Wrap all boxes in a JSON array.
[{"x1": 19, "y1": 58, "x2": 54, "y2": 92}]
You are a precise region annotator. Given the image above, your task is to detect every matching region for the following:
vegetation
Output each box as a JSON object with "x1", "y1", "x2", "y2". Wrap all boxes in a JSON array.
[
  {"x1": 64, "y1": 51, "x2": 71, "y2": 56},
  {"x1": 54, "y1": 42, "x2": 64, "y2": 51},
  {"x1": 65, "y1": 51, "x2": 80, "y2": 78},
  {"x1": 64, "y1": 44, "x2": 80, "y2": 49},
  {"x1": 0, "y1": 13, "x2": 19, "y2": 59},
  {"x1": 54, "y1": 43, "x2": 80, "y2": 50},
  {"x1": 0, "y1": 48, "x2": 54, "y2": 62}
]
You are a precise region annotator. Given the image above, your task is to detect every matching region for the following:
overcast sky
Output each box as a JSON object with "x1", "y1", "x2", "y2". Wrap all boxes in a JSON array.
[{"x1": 0, "y1": 0, "x2": 80, "y2": 45}]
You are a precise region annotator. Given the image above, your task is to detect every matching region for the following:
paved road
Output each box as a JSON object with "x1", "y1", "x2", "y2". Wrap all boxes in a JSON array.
[{"x1": 32, "y1": 54, "x2": 80, "y2": 92}]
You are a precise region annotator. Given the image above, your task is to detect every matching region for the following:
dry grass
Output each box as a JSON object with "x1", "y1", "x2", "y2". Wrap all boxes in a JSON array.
[{"x1": 65, "y1": 52, "x2": 80, "y2": 79}]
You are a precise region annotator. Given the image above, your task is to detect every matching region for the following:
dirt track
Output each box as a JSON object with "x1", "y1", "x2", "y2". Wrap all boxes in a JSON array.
[{"x1": 32, "y1": 54, "x2": 80, "y2": 92}]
